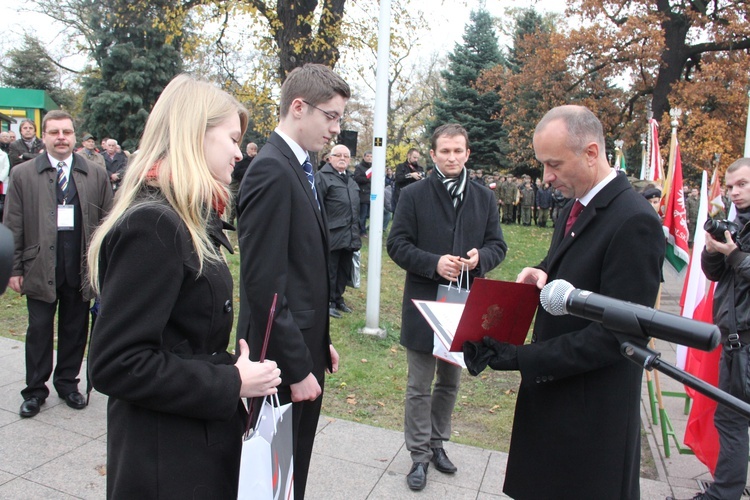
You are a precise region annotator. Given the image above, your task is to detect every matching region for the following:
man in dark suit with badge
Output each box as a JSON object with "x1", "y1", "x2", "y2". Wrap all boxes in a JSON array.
[
  {"x1": 236, "y1": 63, "x2": 350, "y2": 500},
  {"x1": 3, "y1": 110, "x2": 113, "y2": 418},
  {"x1": 464, "y1": 105, "x2": 665, "y2": 499}
]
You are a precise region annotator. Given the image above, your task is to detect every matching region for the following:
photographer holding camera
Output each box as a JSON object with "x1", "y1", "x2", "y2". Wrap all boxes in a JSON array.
[
  {"x1": 688, "y1": 158, "x2": 750, "y2": 500},
  {"x1": 392, "y1": 148, "x2": 424, "y2": 212}
]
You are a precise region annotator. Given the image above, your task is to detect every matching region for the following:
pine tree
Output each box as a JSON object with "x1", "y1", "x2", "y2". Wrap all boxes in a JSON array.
[
  {"x1": 80, "y1": 0, "x2": 184, "y2": 151},
  {"x1": 1, "y1": 35, "x2": 74, "y2": 109},
  {"x1": 430, "y1": 9, "x2": 506, "y2": 171}
]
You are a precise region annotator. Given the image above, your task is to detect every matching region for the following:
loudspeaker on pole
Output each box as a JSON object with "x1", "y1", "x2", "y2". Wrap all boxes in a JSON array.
[{"x1": 338, "y1": 130, "x2": 358, "y2": 158}]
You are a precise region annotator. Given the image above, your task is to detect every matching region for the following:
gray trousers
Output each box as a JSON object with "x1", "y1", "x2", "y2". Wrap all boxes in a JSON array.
[
  {"x1": 705, "y1": 346, "x2": 750, "y2": 500},
  {"x1": 404, "y1": 349, "x2": 461, "y2": 462}
]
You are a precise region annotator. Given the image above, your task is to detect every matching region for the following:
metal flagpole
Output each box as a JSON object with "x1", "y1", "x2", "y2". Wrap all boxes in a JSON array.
[{"x1": 360, "y1": 0, "x2": 391, "y2": 338}]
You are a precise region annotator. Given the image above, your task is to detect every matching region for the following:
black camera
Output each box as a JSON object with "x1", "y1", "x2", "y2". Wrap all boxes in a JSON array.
[{"x1": 704, "y1": 218, "x2": 740, "y2": 243}]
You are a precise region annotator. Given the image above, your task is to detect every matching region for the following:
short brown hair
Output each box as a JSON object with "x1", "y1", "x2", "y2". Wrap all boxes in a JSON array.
[
  {"x1": 279, "y1": 64, "x2": 350, "y2": 118},
  {"x1": 430, "y1": 123, "x2": 470, "y2": 151},
  {"x1": 19, "y1": 119, "x2": 37, "y2": 132},
  {"x1": 727, "y1": 158, "x2": 750, "y2": 174},
  {"x1": 42, "y1": 110, "x2": 74, "y2": 133}
]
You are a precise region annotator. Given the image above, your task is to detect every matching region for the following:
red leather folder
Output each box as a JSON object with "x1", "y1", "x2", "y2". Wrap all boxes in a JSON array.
[{"x1": 449, "y1": 278, "x2": 540, "y2": 351}]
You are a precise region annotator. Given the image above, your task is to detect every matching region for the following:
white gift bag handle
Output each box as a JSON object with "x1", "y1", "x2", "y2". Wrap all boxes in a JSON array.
[
  {"x1": 447, "y1": 262, "x2": 470, "y2": 293},
  {"x1": 244, "y1": 392, "x2": 284, "y2": 440}
]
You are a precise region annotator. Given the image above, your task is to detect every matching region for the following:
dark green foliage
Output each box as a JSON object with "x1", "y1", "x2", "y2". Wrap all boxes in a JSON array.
[
  {"x1": 430, "y1": 10, "x2": 508, "y2": 171},
  {"x1": 505, "y1": 9, "x2": 554, "y2": 177},
  {"x1": 80, "y1": 0, "x2": 183, "y2": 151},
  {"x1": 1, "y1": 35, "x2": 75, "y2": 109}
]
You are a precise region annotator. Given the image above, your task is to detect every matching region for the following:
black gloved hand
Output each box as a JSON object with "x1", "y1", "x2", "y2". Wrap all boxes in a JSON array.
[{"x1": 462, "y1": 336, "x2": 519, "y2": 376}]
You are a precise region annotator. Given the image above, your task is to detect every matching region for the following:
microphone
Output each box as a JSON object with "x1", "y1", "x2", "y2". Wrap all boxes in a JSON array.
[{"x1": 540, "y1": 279, "x2": 721, "y2": 351}]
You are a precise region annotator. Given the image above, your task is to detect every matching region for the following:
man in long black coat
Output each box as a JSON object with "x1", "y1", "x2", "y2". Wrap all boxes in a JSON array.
[
  {"x1": 387, "y1": 123, "x2": 507, "y2": 492},
  {"x1": 352, "y1": 150, "x2": 372, "y2": 236},
  {"x1": 315, "y1": 144, "x2": 361, "y2": 317},
  {"x1": 464, "y1": 105, "x2": 665, "y2": 499},
  {"x1": 236, "y1": 64, "x2": 349, "y2": 500}
]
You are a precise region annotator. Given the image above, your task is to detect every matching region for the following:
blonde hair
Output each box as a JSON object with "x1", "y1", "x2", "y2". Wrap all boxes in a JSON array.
[{"x1": 88, "y1": 74, "x2": 249, "y2": 293}]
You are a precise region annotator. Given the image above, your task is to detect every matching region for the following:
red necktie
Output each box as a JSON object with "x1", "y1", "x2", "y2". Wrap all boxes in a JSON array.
[{"x1": 565, "y1": 200, "x2": 584, "y2": 234}]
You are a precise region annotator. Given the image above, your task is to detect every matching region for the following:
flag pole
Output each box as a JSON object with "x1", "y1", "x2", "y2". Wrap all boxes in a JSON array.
[{"x1": 360, "y1": 0, "x2": 391, "y2": 338}]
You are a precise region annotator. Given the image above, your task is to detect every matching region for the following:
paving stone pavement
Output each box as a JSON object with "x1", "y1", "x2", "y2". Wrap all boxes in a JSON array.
[{"x1": 0, "y1": 264, "x2": 743, "y2": 499}]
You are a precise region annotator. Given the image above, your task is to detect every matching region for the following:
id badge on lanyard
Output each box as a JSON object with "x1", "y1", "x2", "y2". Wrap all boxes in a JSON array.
[{"x1": 58, "y1": 203, "x2": 74, "y2": 231}]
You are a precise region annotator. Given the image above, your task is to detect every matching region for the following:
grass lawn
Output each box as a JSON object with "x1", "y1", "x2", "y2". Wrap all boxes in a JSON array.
[{"x1": 0, "y1": 223, "x2": 553, "y2": 452}]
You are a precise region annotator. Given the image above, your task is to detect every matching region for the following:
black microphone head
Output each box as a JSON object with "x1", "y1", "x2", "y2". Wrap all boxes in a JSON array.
[{"x1": 540, "y1": 279, "x2": 575, "y2": 316}]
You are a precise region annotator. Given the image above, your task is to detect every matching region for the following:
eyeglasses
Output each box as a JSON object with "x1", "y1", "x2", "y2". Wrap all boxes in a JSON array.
[
  {"x1": 330, "y1": 153, "x2": 351, "y2": 159},
  {"x1": 302, "y1": 100, "x2": 343, "y2": 125}
]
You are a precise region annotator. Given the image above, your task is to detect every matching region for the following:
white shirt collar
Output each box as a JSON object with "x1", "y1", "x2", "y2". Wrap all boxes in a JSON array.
[
  {"x1": 49, "y1": 154, "x2": 73, "y2": 177},
  {"x1": 577, "y1": 169, "x2": 616, "y2": 206},
  {"x1": 274, "y1": 127, "x2": 309, "y2": 166}
]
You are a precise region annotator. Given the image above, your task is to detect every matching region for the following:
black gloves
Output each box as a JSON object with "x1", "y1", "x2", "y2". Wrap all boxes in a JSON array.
[{"x1": 462, "y1": 336, "x2": 519, "y2": 376}]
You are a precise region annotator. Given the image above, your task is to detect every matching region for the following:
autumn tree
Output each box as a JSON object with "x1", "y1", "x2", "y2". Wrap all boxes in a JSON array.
[
  {"x1": 431, "y1": 9, "x2": 507, "y2": 171},
  {"x1": 477, "y1": 1, "x2": 750, "y2": 180},
  {"x1": 563, "y1": 0, "x2": 750, "y2": 175},
  {"x1": 669, "y1": 51, "x2": 750, "y2": 185},
  {"x1": 239, "y1": 0, "x2": 346, "y2": 81}
]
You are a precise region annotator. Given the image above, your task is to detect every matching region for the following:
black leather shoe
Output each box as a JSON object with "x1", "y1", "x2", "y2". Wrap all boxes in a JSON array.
[
  {"x1": 329, "y1": 304, "x2": 342, "y2": 319},
  {"x1": 63, "y1": 391, "x2": 86, "y2": 410},
  {"x1": 406, "y1": 461, "x2": 428, "y2": 491},
  {"x1": 666, "y1": 495, "x2": 706, "y2": 500},
  {"x1": 20, "y1": 397, "x2": 44, "y2": 418},
  {"x1": 431, "y1": 447, "x2": 457, "y2": 473},
  {"x1": 336, "y1": 301, "x2": 352, "y2": 313}
]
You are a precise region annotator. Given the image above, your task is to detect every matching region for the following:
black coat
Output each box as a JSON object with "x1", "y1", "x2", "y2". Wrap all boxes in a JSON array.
[
  {"x1": 352, "y1": 162, "x2": 371, "y2": 205},
  {"x1": 231, "y1": 154, "x2": 253, "y2": 183},
  {"x1": 392, "y1": 160, "x2": 424, "y2": 211},
  {"x1": 89, "y1": 197, "x2": 244, "y2": 499},
  {"x1": 504, "y1": 172, "x2": 665, "y2": 499},
  {"x1": 387, "y1": 173, "x2": 507, "y2": 352},
  {"x1": 236, "y1": 132, "x2": 332, "y2": 384},
  {"x1": 315, "y1": 163, "x2": 361, "y2": 252},
  {"x1": 104, "y1": 151, "x2": 128, "y2": 177}
]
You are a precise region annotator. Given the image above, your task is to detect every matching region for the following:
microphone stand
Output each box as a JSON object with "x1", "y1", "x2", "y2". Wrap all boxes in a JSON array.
[{"x1": 622, "y1": 341, "x2": 750, "y2": 419}]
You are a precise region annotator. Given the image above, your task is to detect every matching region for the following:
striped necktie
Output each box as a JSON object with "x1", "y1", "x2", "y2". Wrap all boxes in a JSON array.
[
  {"x1": 302, "y1": 157, "x2": 319, "y2": 209},
  {"x1": 57, "y1": 162, "x2": 69, "y2": 197}
]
